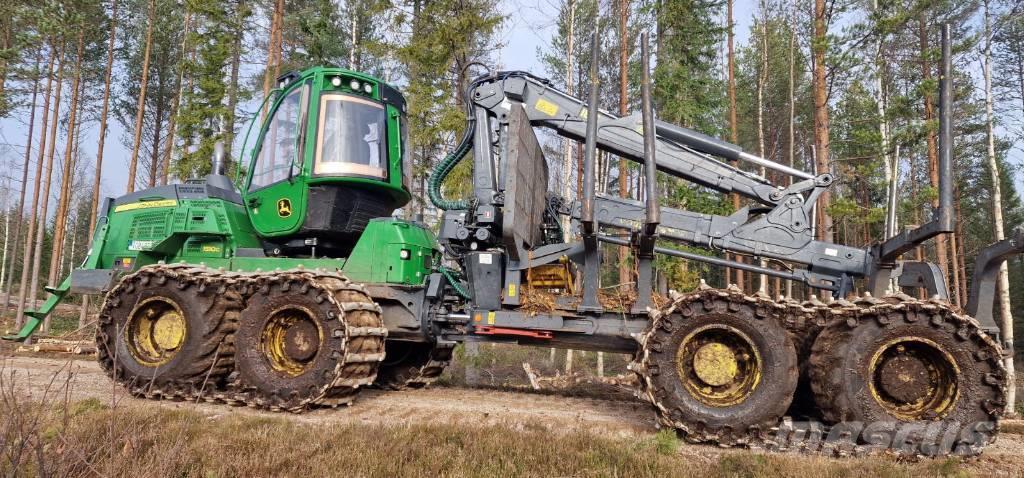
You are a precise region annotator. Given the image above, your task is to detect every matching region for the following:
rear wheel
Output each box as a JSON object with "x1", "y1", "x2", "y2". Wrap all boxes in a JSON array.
[
  {"x1": 809, "y1": 299, "x2": 1006, "y2": 456},
  {"x1": 96, "y1": 266, "x2": 240, "y2": 398},
  {"x1": 233, "y1": 274, "x2": 386, "y2": 411},
  {"x1": 635, "y1": 291, "x2": 799, "y2": 445}
]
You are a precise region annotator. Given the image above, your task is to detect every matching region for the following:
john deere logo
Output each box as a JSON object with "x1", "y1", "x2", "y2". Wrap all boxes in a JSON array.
[{"x1": 277, "y1": 198, "x2": 292, "y2": 217}]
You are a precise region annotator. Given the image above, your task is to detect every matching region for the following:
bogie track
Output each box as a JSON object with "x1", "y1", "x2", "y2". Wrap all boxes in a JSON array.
[
  {"x1": 97, "y1": 264, "x2": 387, "y2": 412},
  {"x1": 632, "y1": 284, "x2": 1007, "y2": 457},
  {"x1": 98, "y1": 265, "x2": 1006, "y2": 456}
]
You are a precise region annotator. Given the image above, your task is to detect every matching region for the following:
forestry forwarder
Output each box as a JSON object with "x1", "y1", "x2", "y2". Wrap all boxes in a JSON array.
[{"x1": 4, "y1": 26, "x2": 1018, "y2": 456}]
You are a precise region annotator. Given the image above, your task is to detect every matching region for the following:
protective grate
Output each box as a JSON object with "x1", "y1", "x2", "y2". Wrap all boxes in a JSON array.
[{"x1": 129, "y1": 211, "x2": 168, "y2": 239}]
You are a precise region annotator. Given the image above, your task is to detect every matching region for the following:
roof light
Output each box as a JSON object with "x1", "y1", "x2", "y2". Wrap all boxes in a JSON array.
[
  {"x1": 349, "y1": 79, "x2": 361, "y2": 91},
  {"x1": 331, "y1": 76, "x2": 342, "y2": 87},
  {"x1": 363, "y1": 83, "x2": 373, "y2": 94}
]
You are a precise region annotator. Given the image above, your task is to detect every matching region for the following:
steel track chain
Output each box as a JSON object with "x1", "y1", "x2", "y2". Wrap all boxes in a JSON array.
[
  {"x1": 384, "y1": 343, "x2": 455, "y2": 390},
  {"x1": 630, "y1": 283, "x2": 1007, "y2": 458},
  {"x1": 96, "y1": 263, "x2": 386, "y2": 412}
]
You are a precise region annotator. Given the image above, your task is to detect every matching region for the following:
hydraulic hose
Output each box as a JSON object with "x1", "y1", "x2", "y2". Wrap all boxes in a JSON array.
[
  {"x1": 440, "y1": 266, "x2": 471, "y2": 299},
  {"x1": 427, "y1": 123, "x2": 474, "y2": 210}
]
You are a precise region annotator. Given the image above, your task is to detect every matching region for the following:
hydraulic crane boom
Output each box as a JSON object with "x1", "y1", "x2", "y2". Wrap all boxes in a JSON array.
[
  {"x1": 432, "y1": 25, "x2": 1005, "y2": 332},
  {"x1": 454, "y1": 70, "x2": 869, "y2": 294}
]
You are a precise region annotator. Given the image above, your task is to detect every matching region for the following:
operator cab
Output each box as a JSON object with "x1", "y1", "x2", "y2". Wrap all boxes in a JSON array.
[{"x1": 242, "y1": 68, "x2": 412, "y2": 257}]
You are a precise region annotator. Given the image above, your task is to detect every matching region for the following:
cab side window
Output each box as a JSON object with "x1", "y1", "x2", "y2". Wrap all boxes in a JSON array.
[{"x1": 249, "y1": 86, "x2": 305, "y2": 191}]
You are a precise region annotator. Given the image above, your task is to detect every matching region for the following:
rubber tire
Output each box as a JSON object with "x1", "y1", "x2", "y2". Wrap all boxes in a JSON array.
[
  {"x1": 233, "y1": 279, "x2": 348, "y2": 410},
  {"x1": 641, "y1": 300, "x2": 799, "y2": 445},
  {"x1": 373, "y1": 340, "x2": 449, "y2": 390},
  {"x1": 97, "y1": 269, "x2": 240, "y2": 394},
  {"x1": 809, "y1": 305, "x2": 1005, "y2": 456}
]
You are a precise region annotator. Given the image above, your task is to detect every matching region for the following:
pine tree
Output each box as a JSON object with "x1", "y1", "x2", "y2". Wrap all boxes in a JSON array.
[
  {"x1": 812, "y1": 0, "x2": 833, "y2": 248},
  {"x1": 126, "y1": 0, "x2": 156, "y2": 193},
  {"x1": 13, "y1": 45, "x2": 55, "y2": 328},
  {"x1": 0, "y1": 52, "x2": 40, "y2": 311},
  {"x1": 396, "y1": 0, "x2": 503, "y2": 215},
  {"x1": 174, "y1": 0, "x2": 236, "y2": 178}
]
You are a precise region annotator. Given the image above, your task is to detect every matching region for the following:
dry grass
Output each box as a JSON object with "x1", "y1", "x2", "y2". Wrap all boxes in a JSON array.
[{"x1": 0, "y1": 396, "x2": 993, "y2": 478}]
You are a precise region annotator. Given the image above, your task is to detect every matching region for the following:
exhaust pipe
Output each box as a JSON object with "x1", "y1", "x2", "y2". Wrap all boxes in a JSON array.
[
  {"x1": 205, "y1": 140, "x2": 235, "y2": 191},
  {"x1": 212, "y1": 140, "x2": 226, "y2": 176}
]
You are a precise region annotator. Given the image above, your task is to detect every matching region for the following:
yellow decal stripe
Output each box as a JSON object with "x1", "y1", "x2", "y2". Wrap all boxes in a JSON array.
[
  {"x1": 534, "y1": 98, "x2": 559, "y2": 116},
  {"x1": 114, "y1": 199, "x2": 178, "y2": 212}
]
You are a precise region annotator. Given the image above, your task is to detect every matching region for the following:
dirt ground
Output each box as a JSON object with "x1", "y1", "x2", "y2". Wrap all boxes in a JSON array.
[
  {"x1": 0, "y1": 354, "x2": 655, "y2": 437},
  {"x1": 3, "y1": 352, "x2": 1024, "y2": 476}
]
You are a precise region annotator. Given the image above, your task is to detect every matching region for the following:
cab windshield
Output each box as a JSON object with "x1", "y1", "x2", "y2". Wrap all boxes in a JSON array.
[{"x1": 315, "y1": 94, "x2": 387, "y2": 178}]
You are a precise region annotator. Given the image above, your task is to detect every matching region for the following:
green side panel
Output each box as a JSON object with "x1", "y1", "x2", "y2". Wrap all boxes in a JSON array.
[
  {"x1": 342, "y1": 218, "x2": 438, "y2": 285},
  {"x1": 92, "y1": 197, "x2": 436, "y2": 285},
  {"x1": 99, "y1": 198, "x2": 262, "y2": 271}
]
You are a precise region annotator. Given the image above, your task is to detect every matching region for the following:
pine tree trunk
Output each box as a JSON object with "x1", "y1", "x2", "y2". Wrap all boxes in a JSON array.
[
  {"x1": 89, "y1": 0, "x2": 118, "y2": 238},
  {"x1": 756, "y1": 8, "x2": 768, "y2": 294},
  {"x1": 49, "y1": 30, "x2": 86, "y2": 288},
  {"x1": 727, "y1": 0, "x2": 742, "y2": 288},
  {"x1": 955, "y1": 198, "x2": 968, "y2": 305},
  {"x1": 32, "y1": 43, "x2": 67, "y2": 333},
  {"x1": 0, "y1": 26, "x2": 9, "y2": 104},
  {"x1": 919, "y1": 18, "x2": 950, "y2": 290},
  {"x1": 161, "y1": 10, "x2": 191, "y2": 185},
  {"x1": 1, "y1": 189, "x2": 8, "y2": 293},
  {"x1": 149, "y1": 74, "x2": 164, "y2": 188},
  {"x1": 349, "y1": 0, "x2": 358, "y2": 69},
  {"x1": 982, "y1": 0, "x2": 1015, "y2": 414},
  {"x1": 14, "y1": 48, "x2": 56, "y2": 329},
  {"x1": 80, "y1": 0, "x2": 120, "y2": 325},
  {"x1": 261, "y1": 0, "x2": 285, "y2": 113},
  {"x1": 60, "y1": 113, "x2": 83, "y2": 281},
  {"x1": 225, "y1": 2, "x2": 244, "y2": 164},
  {"x1": 559, "y1": 0, "x2": 576, "y2": 240},
  {"x1": 812, "y1": 0, "x2": 833, "y2": 250},
  {"x1": 785, "y1": 0, "x2": 797, "y2": 298},
  {"x1": 953, "y1": 185, "x2": 968, "y2": 305},
  {"x1": 1, "y1": 54, "x2": 40, "y2": 311},
  {"x1": 872, "y1": 0, "x2": 895, "y2": 242},
  {"x1": 126, "y1": 0, "x2": 156, "y2": 194}
]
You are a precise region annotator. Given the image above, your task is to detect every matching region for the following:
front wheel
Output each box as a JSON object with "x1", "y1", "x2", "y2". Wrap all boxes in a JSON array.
[{"x1": 96, "y1": 266, "x2": 240, "y2": 398}]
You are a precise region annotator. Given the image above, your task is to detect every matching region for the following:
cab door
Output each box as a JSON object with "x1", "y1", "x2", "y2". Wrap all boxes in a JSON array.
[{"x1": 245, "y1": 83, "x2": 310, "y2": 236}]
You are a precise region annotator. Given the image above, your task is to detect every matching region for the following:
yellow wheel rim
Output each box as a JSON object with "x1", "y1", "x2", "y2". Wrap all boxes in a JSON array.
[
  {"x1": 125, "y1": 297, "x2": 187, "y2": 367},
  {"x1": 868, "y1": 337, "x2": 959, "y2": 420},
  {"x1": 260, "y1": 306, "x2": 322, "y2": 376},
  {"x1": 676, "y1": 324, "x2": 762, "y2": 407}
]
